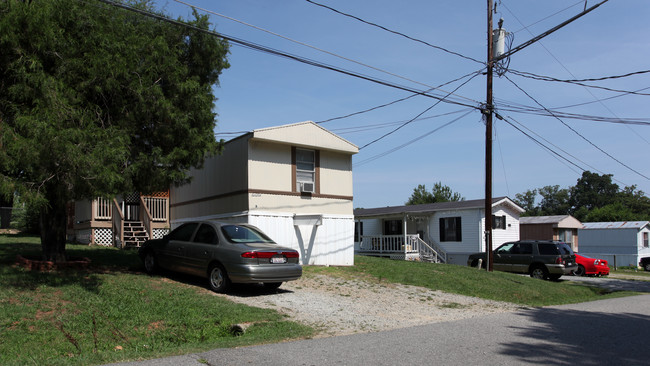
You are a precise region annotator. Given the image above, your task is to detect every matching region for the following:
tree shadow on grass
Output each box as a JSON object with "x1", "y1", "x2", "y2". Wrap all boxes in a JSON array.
[{"x1": 499, "y1": 302, "x2": 650, "y2": 365}]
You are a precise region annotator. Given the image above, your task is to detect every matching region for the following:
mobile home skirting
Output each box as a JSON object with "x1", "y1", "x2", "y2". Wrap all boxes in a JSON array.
[{"x1": 171, "y1": 211, "x2": 354, "y2": 266}]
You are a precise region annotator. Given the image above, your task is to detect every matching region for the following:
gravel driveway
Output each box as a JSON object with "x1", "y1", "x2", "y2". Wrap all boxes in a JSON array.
[{"x1": 214, "y1": 273, "x2": 522, "y2": 337}]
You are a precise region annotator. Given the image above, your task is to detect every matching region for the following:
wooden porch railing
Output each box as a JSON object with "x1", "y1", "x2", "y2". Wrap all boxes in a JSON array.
[
  {"x1": 111, "y1": 199, "x2": 124, "y2": 248},
  {"x1": 139, "y1": 196, "x2": 154, "y2": 240},
  {"x1": 143, "y1": 196, "x2": 168, "y2": 222},
  {"x1": 94, "y1": 197, "x2": 112, "y2": 220},
  {"x1": 359, "y1": 235, "x2": 447, "y2": 263},
  {"x1": 359, "y1": 235, "x2": 420, "y2": 253}
]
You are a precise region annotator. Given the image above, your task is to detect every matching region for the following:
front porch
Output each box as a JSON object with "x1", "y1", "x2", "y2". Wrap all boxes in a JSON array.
[
  {"x1": 72, "y1": 193, "x2": 170, "y2": 248},
  {"x1": 357, "y1": 234, "x2": 446, "y2": 263}
]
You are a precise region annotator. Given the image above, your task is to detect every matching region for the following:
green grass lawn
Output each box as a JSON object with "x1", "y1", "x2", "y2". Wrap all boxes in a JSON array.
[
  {"x1": 0, "y1": 234, "x2": 313, "y2": 366},
  {"x1": 0, "y1": 234, "x2": 641, "y2": 365}
]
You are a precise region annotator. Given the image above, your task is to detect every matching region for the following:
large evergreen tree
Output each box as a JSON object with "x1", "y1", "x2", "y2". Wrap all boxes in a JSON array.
[{"x1": 0, "y1": 0, "x2": 229, "y2": 261}]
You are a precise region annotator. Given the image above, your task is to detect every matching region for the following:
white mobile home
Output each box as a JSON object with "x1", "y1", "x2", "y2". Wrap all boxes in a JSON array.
[
  {"x1": 170, "y1": 121, "x2": 359, "y2": 266},
  {"x1": 354, "y1": 197, "x2": 524, "y2": 265},
  {"x1": 578, "y1": 221, "x2": 650, "y2": 268}
]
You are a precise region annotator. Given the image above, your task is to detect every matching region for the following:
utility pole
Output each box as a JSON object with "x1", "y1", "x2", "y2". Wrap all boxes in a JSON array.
[{"x1": 484, "y1": 0, "x2": 494, "y2": 271}]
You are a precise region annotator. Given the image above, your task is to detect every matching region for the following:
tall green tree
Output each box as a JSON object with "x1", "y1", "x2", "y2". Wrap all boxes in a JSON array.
[
  {"x1": 514, "y1": 189, "x2": 538, "y2": 216},
  {"x1": 514, "y1": 171, "x2": 650, "y2": 221},
  {"x1": 0, "y1": 0, "x2": 229, "y2": 261},
  {"x1": 569, "y1": 171, "x2": 619, "y2": 212},
  {"x1": 538, "y1": 185, "x2": 570, "y2": 215},
  {"x1": 405, "y1": 182, "x2": 464, "y2": 205}
]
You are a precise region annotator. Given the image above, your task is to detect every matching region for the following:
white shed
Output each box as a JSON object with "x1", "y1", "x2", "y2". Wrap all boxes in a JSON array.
[{"x1": 578, "y1": 221, "x2": 650, "y2": 268}]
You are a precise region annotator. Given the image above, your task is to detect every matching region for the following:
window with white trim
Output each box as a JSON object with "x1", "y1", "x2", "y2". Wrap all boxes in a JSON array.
[{"x1": 295, "y1": 148, "x2": 315, "y2": 185}]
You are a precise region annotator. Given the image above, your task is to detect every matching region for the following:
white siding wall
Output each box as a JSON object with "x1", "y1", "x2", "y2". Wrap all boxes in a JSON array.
[
  {"x1": 430, "y1": 210, "x2": 481, "y2": 254},
  {"x1": 484, "y1": 206, "x2": 521, "y2": 250},
  {"x1": 248, "y1": 212, "x2": 354, "y2": 266}
]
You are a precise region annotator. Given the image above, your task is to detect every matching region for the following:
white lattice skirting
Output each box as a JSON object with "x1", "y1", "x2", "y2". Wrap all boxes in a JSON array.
[
  {"x1": 93, "y1": 228, "x2": 113, "y2": 246},
  {"x1": 152, "y1": 228, "x2": 169, "y2": 239}
]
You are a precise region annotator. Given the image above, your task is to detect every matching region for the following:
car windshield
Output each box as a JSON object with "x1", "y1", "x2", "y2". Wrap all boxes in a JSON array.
[{"x1": 221, "y1": 225, "x2": 275, "y2": 244}]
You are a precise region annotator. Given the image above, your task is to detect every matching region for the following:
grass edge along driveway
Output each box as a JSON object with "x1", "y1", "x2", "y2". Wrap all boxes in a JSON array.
[{"x1": 0, "y1": 235, "x2": 639, "y2": 365}]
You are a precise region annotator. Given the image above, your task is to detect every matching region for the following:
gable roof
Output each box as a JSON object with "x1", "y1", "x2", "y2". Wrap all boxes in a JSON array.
[
  {"x1": 582, "y1": 221, "x2": 650, "y2": 230},
  {"x1": 247, "y1": 121, "x2": 359, "y2": 154},
  {"x1": 519, "y1": 215, "x2": 583, "y2": 228},
  {"x1": 354, "y1": 196, "x2": 524, "y2": 218}
]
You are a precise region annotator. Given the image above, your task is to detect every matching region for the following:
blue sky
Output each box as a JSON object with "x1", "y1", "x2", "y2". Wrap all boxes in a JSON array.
[{"x1": 152, "y1": 0, "x2": 650, "y2": 209}]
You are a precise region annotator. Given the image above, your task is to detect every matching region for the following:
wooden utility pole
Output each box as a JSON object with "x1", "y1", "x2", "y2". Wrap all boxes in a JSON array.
[{"x1": 485, "y1": 0, "x2": 494, "y2": 271}]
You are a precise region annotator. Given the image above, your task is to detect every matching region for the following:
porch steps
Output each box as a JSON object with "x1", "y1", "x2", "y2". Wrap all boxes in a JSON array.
[{"x1": 123, "y1": 221, "x2": 148, "y2": 248}]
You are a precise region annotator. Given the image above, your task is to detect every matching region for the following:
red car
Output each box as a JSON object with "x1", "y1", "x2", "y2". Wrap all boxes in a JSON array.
[{"x1": 574, "y1": 253, "x2": 610, "y2": 276}]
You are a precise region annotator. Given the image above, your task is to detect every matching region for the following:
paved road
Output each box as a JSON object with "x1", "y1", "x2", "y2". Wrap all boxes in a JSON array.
[{"x1": 109, "y1": 290, "x2": 650, "y2": 366}]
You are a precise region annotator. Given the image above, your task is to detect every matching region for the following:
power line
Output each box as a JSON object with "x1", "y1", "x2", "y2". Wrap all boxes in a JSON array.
[
  {"x1": 497, "y1": 113, "x2": 585, "y2": 174},
  {"x1": 95, "y1": 0, "x2": 480, "y2": 111},
  {"x1": 504, "y1": 74, "x2": 650, "y2": 181},
  {"x1": 494, "y1": 0, "x2": 610, "y2": 62},
  {"x1": 509, "y1": 69, "x2": 650, "y2": 96},
  {"x1": 360, "y1": 70, "x2": 482, "y2": 149},
  {"x1": 304, "y1": 0, "x2": 484, "y2": 65},
  {"x1": 315, "y1": 68, "x2": 485, "y2": 124},
  {"x1": 508, "y1": 0, "x2": 585, "y2": 35},
  {"x1": 330, "y1": 109, "x2": 474, "y2": 135},
  {"x1": 174, "y1": 0, "x2": 480, "y2": 101},
  {"x1": 354, "y1": 109, "x2": 474, "y2": 167}
]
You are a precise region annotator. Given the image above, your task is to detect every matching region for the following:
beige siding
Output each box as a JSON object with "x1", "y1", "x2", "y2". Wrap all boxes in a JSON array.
[
  {"x1": 249, "y1": 193, "x2": 353, "y2": 215},
  {"x1": 252, "y1": 121, "x2": 358, "y2": 154},
  {"x1": 170, "y1": 137, "x2": 250, "y2": 221},
  {"x1": 248, "y1": 140, "x2": 291, "y2": 191},
  {"x1": 319, "y1": 150, "x2": 353, "y2": 196}
]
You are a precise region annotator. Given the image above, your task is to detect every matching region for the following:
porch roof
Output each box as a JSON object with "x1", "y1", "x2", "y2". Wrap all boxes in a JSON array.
[{"x1": 354, "y1": 196, "x2": 523, "y2": 218}]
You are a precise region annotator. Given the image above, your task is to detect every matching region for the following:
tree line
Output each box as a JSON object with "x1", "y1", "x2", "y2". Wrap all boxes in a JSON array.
[{"x1": 406, "y1": 171, "x2": 650, "y2": 222}]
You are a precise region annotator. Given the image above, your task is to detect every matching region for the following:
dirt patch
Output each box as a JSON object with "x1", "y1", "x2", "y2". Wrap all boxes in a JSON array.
[
  {"x1": 215, "y1": 273, "x2": 522, "y2": 337},
  {"x1": 15, "y1": 255, "x2": 91, "y2": 271}
]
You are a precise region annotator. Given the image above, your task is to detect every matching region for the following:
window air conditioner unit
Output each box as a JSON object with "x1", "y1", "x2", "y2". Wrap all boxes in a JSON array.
[{"x1": 300, "y1": 182, "x2": 315, "y2": 193}]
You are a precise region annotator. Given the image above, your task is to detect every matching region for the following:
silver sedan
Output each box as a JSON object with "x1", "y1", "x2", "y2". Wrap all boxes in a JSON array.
[{"x1": 139, "y1": 221, "x2": 302, "y2": 292}]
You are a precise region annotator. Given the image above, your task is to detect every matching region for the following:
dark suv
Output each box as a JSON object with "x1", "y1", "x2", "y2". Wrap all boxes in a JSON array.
[{"x1": 467, "y1": 240, "x2": 577, "y2": 280}]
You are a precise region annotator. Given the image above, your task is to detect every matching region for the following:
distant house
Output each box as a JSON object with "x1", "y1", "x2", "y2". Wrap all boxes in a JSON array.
[
  {"x1": 353, "y1": 197, "x2": 525, "y2": 265},
  {"x1": 578, "y1": 221, "x2": 650, "y2": 268},
  {"x1": 170, "y1": 121, "x2": 359, "y2": 266},
  {"x1": 519, "y1": 215, "x2": 582, "y2": 252}
]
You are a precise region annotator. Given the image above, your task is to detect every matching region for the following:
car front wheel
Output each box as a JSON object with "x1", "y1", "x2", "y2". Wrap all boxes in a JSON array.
[
  {"x1": 208, "y1": 264, "x2": 230, "y2": 293},
  {"x1": 143, "y1": 251, "x2": 158, "y2": 274},
  {"x1": 530, "y1": 265, "x2": 549, "y2": 280},
  {"x1": 645, "y1": 262, "x2": 650, "y2": 272}
]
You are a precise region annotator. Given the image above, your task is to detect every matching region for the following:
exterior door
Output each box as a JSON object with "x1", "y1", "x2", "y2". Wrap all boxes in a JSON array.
[
  {"x1": 161, "y1": 223, "x2": 198, "y2": 271},
  {"x1": 185, "y1": 223, "x2": 220, "y2": 276}
]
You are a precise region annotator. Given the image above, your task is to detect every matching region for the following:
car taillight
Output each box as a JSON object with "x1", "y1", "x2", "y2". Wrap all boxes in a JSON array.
[
  {"x1": 241, "y1": 251, "x2": 299, "y2": 259},
  {"x1": 555, "y1": 257, "x2": 563, "y2": 264},
  {"x1": 241, "y1": 251, "x2": 274, "y2": 259}
]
